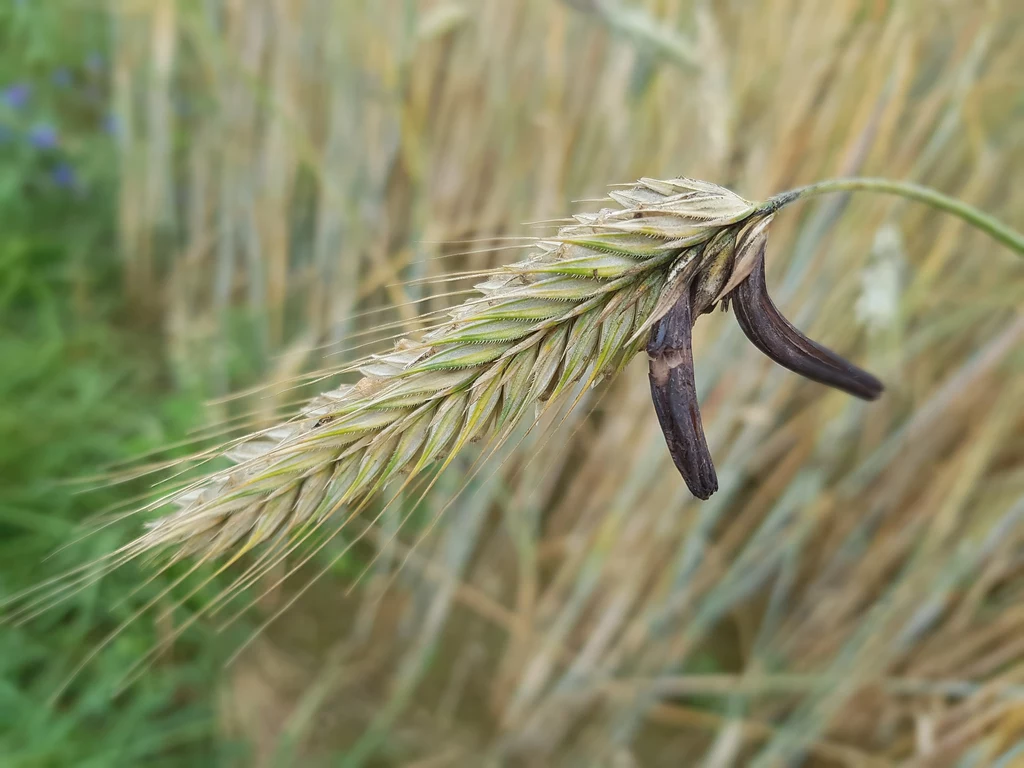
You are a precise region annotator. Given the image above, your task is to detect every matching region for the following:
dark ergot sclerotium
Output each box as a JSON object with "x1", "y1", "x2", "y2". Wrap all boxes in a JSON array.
[{"x1": 647, "y1": 213, "x2": 883, "y2": 500}]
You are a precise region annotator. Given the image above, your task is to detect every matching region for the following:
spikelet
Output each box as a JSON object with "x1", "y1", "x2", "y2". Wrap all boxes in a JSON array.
[{"x1": 136, "y1": 178, "x2": 760, "y2": 560}]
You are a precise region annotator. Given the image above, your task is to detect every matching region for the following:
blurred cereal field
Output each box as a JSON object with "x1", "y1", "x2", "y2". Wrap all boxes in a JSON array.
[{"x1": 2, "y1": 0, "x2": 1024, "y2": 765}]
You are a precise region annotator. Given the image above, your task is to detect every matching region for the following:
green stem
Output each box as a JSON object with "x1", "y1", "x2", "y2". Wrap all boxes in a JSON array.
[{"x1": 760, "y1": 177, "x2": 1024, "y2": 257}]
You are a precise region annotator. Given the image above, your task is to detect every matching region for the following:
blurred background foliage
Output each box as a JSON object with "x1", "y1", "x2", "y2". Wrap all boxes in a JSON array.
[{"x1": 1, "y1": 0, "x2": 1023, "y2": 765}]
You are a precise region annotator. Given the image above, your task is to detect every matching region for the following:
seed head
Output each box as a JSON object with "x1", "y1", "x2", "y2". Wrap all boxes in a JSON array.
[{"x1": 138, "y1": 177, "x2": 881, "y2": 560}]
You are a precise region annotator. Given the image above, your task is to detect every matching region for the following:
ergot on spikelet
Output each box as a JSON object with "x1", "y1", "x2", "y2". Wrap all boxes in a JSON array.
[
  {"x1": 644, "y1": 203, "x2": 882, "y2": 500},
  {"x1": 141, "y1": 177, "x2": 881, "y2": 561}
]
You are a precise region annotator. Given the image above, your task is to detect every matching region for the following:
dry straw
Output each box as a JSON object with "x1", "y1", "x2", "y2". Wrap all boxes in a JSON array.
[
  {"x1": 4, "y1": 173, "x2": 1021, "y2": 710},
  {"x1": 65, "y1": 2, "x2": 1023, "y2": 762}
]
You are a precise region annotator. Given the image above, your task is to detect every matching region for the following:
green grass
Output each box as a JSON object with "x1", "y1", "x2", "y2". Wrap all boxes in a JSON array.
[
  {"x1": 0, "y1": 6, "x2": 246, "y2": 764},
  {"x1": 0, "y1": 286, "x2": 226, "y2": 765}
]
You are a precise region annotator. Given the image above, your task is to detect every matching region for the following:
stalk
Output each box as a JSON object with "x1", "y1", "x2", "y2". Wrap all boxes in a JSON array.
[{"x1": 761, "y1": 177, "x2": 1024, "y2": 258}]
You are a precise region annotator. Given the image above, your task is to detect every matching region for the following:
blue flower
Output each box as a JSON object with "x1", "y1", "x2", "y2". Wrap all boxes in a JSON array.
[
  {"x1": 52, "y1": 69, "x2": 73, "y2": 88},
  {"x1": 50, "y1": 162, "x2": 79, "y2": 190},
  {"x1": 1, "y1": 83, "x2": 31, "y2": 110},
  {"x1": 28, "y1": 124, "x2": 59, "y2": 150},
  {"x1": 86, "y1": 53, "x2": 105, "y2": 74},
  {"x1": 103, "y1": 113, "x2": 120, "y2": 137}
]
